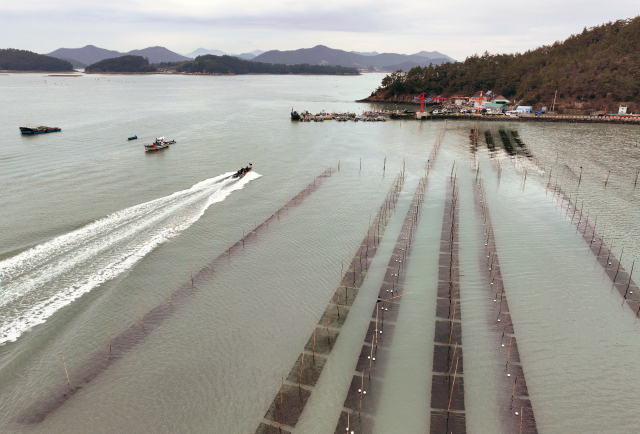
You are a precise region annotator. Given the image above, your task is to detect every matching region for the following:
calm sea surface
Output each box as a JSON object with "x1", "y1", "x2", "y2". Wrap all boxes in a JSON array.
[{"x1": 1, "y1": 72, "x2": 639, "y2": 433}]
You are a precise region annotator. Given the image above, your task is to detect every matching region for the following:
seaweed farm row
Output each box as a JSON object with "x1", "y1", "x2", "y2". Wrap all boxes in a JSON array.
[{"x1": 256, "y1": 170, "x2": 406, "y2": 434}]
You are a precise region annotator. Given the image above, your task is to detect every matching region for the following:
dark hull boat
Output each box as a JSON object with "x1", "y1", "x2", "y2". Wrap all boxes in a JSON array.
[
  {"x1": 232, "y1": 165, "x2": 253, "y2": 178},
  {"x1": 20, "y1": 126, "x2": 61, "y2": 135},
  {"x1": 128, "y1": 135, "x2": 138, "y2": 140},
  {"x1": 291, "y1": 109, "x2": 300, "y2": 121}
]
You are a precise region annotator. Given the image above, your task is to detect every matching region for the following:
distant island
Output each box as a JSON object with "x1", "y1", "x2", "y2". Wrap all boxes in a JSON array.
[
  {"x1": 85, "y1": 55, "x2": 156, "y2": 73},
  {"x1": 175, "y1": 55, "x2": 359, "y2": 75},
  {"x1": 0, "y1": 49, "x2": 73, "y2": 72},
  {"x1": 48, "y1": 45, "x2": 190, "y2": 66},
  {"x1": 82, "y1": 53, "x2": 359, "y2": 75},
  {"x1": 363, "y1": 17, "x2": 640, "y2": 113},
  {"x1": 45, "y1": 44, "x2": 454, "y2": 73}
]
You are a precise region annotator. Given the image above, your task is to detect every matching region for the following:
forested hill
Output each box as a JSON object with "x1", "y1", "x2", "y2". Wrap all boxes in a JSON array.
[
  {"x1": 176, "y1": 55, "x2": 359, "y2": 75},
  {"x1": 367, "y1": 17, "x2": 640, "y2": 111},
  {"x1": 0, "y1": 49, "x2": 73, "y2": 71},
  {"x1": 85, "y1": 55, "x2": 156, "y2": 73}
]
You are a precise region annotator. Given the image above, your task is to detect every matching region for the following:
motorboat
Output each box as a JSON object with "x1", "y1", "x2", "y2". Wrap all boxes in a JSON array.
[{"x1": 232, "y1": 164, "x2": 253, "y2": 178}]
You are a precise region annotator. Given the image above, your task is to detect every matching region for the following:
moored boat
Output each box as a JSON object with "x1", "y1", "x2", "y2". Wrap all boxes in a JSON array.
[
  {"x1": 291, "y1": 109, "x2": 301, "y2": 121},
  {"x1": 20, "y1": 126, "x2": 61, "y2": 135},
  {"x1": 128, "y1": 135, "x2": 138, "y2": 140},
  {"x1": 145, "y1": 142, "x2": 169, "y2": 151},
  {"x1": 144, "y1": 136, "x2": 175, "y2": 152}
]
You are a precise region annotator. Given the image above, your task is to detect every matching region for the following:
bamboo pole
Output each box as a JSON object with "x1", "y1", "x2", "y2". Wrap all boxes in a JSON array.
[
  {"x1": 359, "y1": 370, "x2": 365, "y2": 414},
  {"x1": 520, "y1": 406, "x2": 524, "y2": 434},
  {"x1": 369, "y1": 306, "x2": 377, "y2": 376},
  {"x1": 447, "y1": 300, "x2": 457, "y2": 348},
  {"x1": 506, "y1": 336, "x2": 513, "y2": 368},
  {"x1": 107, "y1": 323, "x2": 112, "y2": 353},
  {"x1": 279, "y1": 377, "x2": 283, "y2": 430},
  {"x1": 312, "y1": 321, "x2": 316, "y2": 360},
  {"x1": 138, "y1": 295, "x2": 144, "y2": 326},
  {"x1": 510, "y1": 376, "x2": 519, "y2": 407},
  {"x1": 613, "y1": 247, "x2": 624, "y2": 282},
  {"x1": 190, "y1": 264, "x2": 193, "y2": 286},
  {"x1": 624, "y1": 260, "x2": 636, "y2": 302},
  {"x1": 61, "y1": 351, "x2": 71, "y2": 389},
  {"x1": 299, "y1": 352, "x2": 305, "y2": 387},
  {"x1": 446, "y1": 357, "x2": 459, "y2": 413}
]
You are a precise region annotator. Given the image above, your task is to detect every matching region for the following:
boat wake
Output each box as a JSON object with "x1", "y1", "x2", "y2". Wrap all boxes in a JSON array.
[{"x1": 0, "y1": 171, "x2": 260, "y2": 345}]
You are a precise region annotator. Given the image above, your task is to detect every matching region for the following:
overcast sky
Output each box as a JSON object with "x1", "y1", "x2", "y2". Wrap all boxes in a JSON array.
[{"x1": 3, "y1": 1, "x2": 638, "y2": 59}]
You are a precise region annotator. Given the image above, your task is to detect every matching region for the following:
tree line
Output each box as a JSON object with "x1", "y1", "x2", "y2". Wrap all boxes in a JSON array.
[
  {"x1": 0, "y1": 49, "x2": 73, "y2": 71},
  {"x1": 176, "y1": 55, "x2": 359, "y2": 75}
]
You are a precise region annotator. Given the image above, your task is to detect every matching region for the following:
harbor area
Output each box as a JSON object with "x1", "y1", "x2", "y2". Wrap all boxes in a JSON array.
[{"x1": 291, "y1": 108, "x2": 640, "y2": 124}]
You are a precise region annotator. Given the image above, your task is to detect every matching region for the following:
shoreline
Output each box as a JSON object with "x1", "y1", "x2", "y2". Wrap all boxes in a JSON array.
[{"x1": 0, "y1": 70, "x2": 360, "y2": 76}]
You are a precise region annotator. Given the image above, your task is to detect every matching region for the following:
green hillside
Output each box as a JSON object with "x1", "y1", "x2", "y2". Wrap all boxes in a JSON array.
[
  {"x1": 0, "y1": 49, "x2": 73, "y2": 71},
  {"x1": 369, "y1": 17, "x2": 640, "y2": 111},
  {"x1": 177, "y1": 54, "x2": 359, "y2": 75},
  {"x1": 85, "y1": 55, "x2": 156, "y2": 73}
]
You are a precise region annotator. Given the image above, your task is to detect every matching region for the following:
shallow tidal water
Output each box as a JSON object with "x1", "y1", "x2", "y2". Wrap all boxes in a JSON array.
[{"x1": 0, "y1": 72, "x2": 639, "y2": 433}]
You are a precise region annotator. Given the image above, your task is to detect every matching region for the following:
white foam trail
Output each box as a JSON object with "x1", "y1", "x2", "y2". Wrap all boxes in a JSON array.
[{"x1": 0, "y1": 171, "x2": 260, "y2": 345}]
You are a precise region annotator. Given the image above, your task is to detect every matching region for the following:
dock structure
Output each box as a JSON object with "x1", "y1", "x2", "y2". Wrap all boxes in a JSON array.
[
  {"x1": 474, "y1": 176, "x2": 538, "y2": 434},
  {"x1": 20, "y1": 168, "x2": 335, "y2": 424},
  {"x1": 255, "y1": 171, "x2": 406, "y2": 434}
]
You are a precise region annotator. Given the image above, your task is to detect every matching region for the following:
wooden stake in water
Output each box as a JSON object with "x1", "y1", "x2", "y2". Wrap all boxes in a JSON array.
[
  {"x1": 613, "y1": 247, "x2": 624, "y2": 283},
  {"x1": 624, "y1": 260, "x2": 636, "y2": 302},
  {"x1": 138, "y1": 295, "x2": 144, "y2": 326},
  {"x1": 107, "y1": 323, "x2": 112, "y2": 353},
  {"x1": 605, "y1": 170, "x2": 610, "y2": 187},
  {"x1": 299, "y1": 352, "x2": 305, "y2": 386},
  {"x1": 61, "y1": 351, "x2": 71, "y2": 389},
  {"x1": 578, "y1": 166, "x2": 583, "y2": 185},
  {"x1": 447, "y1": 357, "x2": 459, "y2": 413},
  {"x1": 510, "y1": 376, "x2": 519, "y2": 407},
  {"x1": 312, "y1": 320, "x2": 316, "y2": 361},
  {"x1": 190, "y1": 264, "x2": 193, "y2": 286},
  {"x1": 279, "y1": 377, "x2": 283, "y2": 430},
  {"x1": 359, "y1": 370, "x2": 364, "y2": 414}
]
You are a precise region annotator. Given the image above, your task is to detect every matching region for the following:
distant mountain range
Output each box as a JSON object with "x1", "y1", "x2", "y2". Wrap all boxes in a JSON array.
[
  {"x1": 45, "y1": 44, "x2": 453, "y2": 71},
  {"x1": 252, "y1": 46, "x2": 454, "y2": 70},
  {"x1": 47, "y1": 45, "x2": 190, "y2": 66},
  {"x1": 185, "y1": 48, "x2": 265, "y2": 60}
]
